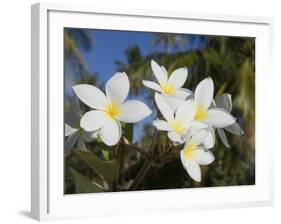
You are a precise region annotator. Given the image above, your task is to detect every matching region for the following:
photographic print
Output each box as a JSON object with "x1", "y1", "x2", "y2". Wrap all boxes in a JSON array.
[{"x1": 64, "y1": 28, "x2": 255, "y2": 194}]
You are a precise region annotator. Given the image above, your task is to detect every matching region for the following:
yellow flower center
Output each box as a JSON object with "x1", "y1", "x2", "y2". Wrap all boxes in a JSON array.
[
  {"x1": 170, "y1": 120, "x2": 185, "y2": 134},
  {"x1": 161, "y1": 83, "x2": 175, "y2": 96},
  {"x1": 183, "y1": 141, "x2": 196, "y2": 159},
  {"x1": 104, "y1": 102, "x2": 121, "y2": 120},
  {"x1": 194, "y1": 103, "x2": 208, "y2": 121}
]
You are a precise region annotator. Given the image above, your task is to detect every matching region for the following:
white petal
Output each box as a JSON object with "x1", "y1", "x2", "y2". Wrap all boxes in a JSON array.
[
  {"x1": 195, "y1": 77, "x2": 214, "y2": 110},
  {"x1": 215, "y1": 94, "x2": 232, "y2": 112},
  {"x1": 206, "y1": 108, "x2": 236, "y2": 128},
  {"x1": 174, "y1": 88, "x2": 193, "y2": 99},
  {"x1": 202, "y1": 128, "x2": 215, "y2": 148},
  {"x1": 106, "y1": 72, "x2": 129, "y2": 105},
  {"x1": 82, "y1": 131, "x2": 98, "y2": 142},
  {"x1": 151, "y1": 60, "x2": 168, "y2": 86},
  {"x1": 153, "y1": 119, "x2": 172, "y2": 131},
  {"x1": 192, "y1": 149, "x2": 215, "y2": 165},
  {"x1": 161, "y1": 66, "x2": 168, "y2": 76},
  {"x1": 175, "y1": 99, "x2": 196, "y2": 124},
  {"x1": 118, "y1": 100, "x2": 152, "y2": 123},
  {"x1": 100, "y1": 119, "x2": 122, "y2": 146},
  {"x1": 190, "y1": 129, "x2": 210, "y2": 147},
  {"x1": 188, "y1": 120, "x2": 208, "y2": 130},
  {"x1": 154, "y1": 93, "x2": 174, "y2": 122},
  {"x1": 162, "y1": 95, "x2": 185, "y2": 112},
  {"x1": 65, "y1": 123, "x2": 78, "y2": 136},
  {"x1": 64, "y1": 132, "x2": 78, "y2": 153},
  {"x1": 225, "y1": 122, "x2": 244, "y2": 135},
  {"x1": 187, "y1": 159, "x2": 201, "y2": 182},
  {"x1": 180, "y1": 150, "x2": 190, "y2": 170},
  {"x1": 142, "y1": 80, "x2": 162, "y2": 92},
  {"x1": 217, "y1": 128, "x2": 230, "y2": 148},
  {"x1": 80, "y1": 110, "x2": 107, "y2": 132},
  {"x1": 183, "y1": 122, "x2": 208, "y2": 146},
  {"x1": 168, "y1": 131, "x2": 184, "y2": 143},
  {"x1": 73, "y1": 84, "x2": 107, "y2": 110},
  {"x1": 168, "y1": 67, "x2": 188, "y2": 89}
]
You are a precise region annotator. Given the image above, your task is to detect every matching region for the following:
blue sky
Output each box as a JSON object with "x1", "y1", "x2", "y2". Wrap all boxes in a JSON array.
[
  {"x1": 65, "y1": 29, "x2": 202, "y2": 142},
  {"x1": 81, "y1": 29, "x2": 194, "y2": 82}
]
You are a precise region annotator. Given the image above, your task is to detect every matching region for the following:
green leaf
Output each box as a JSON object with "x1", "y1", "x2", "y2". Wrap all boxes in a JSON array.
[
  {"x1": 124, "y1": 123, "x2": 133, "y2": 142},
  {"x1": 120, "y1": 121, "x2": 126, "y2": 128},
  {"x1": 73, "y1": 149, "x2": 119, "y2": 184},
  {"x1": 215, "y1": 83, "x2": 226, "y2": 98},
  {"x1": 102, "y1": 150, "x2": 110, "y2": 161},
  {"x1": 70, "y1": 168, "x2": 103, "y2": 193},
  {"x1": 96, "y1": 135, "x2": 103, "y2": 143},
  {"x1": 97, "y1": 142, "x2": 113, "y2": 151}
]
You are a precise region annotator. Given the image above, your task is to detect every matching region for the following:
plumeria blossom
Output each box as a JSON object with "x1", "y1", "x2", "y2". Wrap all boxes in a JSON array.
[
  {"x1": 153, "y1": 93, "x2": 207, "y2": 144},
  {"x1": 192, "y1": 77, "x2": 236, "y2": 129},
  {"x1": 142, "y1": 60, "x2": 192, "y2": 111},
  {"x1": 73, "y1": 72, "x2": 152, "y2": 146},
  {"x1": 180, "y1": 129, "x2": 215, "y2": 182},
  {"x1": 64, "y1": 96, "x2": 97, "y2": 153},
  {"x1": 214, "y1": 94, "x2": 244, "y2": 148}
]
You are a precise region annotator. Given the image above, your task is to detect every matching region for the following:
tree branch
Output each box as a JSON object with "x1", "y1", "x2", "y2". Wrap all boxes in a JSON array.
[
  {"x1": 117, "y1": 143, "x2": 125, "y2": 186},
  {"x1": 150, "y1": 128, "x2": 158, "y2": 155},
  {"x1": 126, "y1": 142, "x2": 150, "y2": 157},
  {"x1": 129, "y1": 158, "x2": 152, "y2": 190}
]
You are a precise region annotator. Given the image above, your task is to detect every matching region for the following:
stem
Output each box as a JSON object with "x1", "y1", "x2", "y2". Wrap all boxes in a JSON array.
[
  {"x1": 114, "y1": 140, "x2": 122, "y2": 158},
  {"x1": 150, "y1": 102, "x2": 159, "y2": 155},
  {"x1": 129, "y1": 158, "x2": 152, "y2": 190},
  {"x1": 127, "y1": 143, "x2": 149, "y2": 157},
  {"x1": 129, "y1": 128, "x2": 158, "y2": 190},
  {"x1": 113, "y1": 140, "x2": 123, "y2": 190},
  {"x1": 117, "y1": 144, "x2": 125, "y2": 186},
  {"x1": 129, "y1": 101, "x2": 166, "y2": 191},
  {"x1": 150, "y1": 129, "x2": 158, "y2": 155}
]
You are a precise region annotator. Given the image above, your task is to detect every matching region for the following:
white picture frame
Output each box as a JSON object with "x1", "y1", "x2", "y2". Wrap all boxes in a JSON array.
[{"x1": 31, "y1": 2, "x2": 274, "y2": 221}]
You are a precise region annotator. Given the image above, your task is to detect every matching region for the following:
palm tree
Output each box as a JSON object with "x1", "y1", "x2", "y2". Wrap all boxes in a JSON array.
[
  {"x1": 64, "y1": 28, "x2": 99, "y2": 98},
  {"x1": 64, "y1": 28, "x2": 92, "y2": 73},
  {"x1": 151, "y1": 33, "x2": 186, "y2": 53}
]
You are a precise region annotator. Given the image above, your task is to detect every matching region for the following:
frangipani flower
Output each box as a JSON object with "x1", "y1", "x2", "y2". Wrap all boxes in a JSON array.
[
  {"x1": 215, "y1": 94, "x2": 244, "y2": 148},
  {"x1": 73, "y1": 72, "x2": 152, "y2": 146},
  {"x1": 193, "y1": 77, "x2": 236, "y2": 128},
  {"x1": 180, "y1": 129, "x2": 215, "y2": 182},
  {"x1": 153, "y1": 93, "x2": 207, "y2": 143},
  {"x1": 64, "y1": 96, "x2": 97, "y2": 153},
  {"x1": 143, "y1": 60, "x2": 192, "y2": 111}
]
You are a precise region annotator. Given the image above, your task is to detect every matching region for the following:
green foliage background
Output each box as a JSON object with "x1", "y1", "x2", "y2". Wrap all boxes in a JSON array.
[{"x1": 64, "y1": 29, "x2": 255, "y2": 194}]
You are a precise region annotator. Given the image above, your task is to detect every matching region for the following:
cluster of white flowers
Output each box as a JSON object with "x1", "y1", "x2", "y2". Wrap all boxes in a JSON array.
[
  {"x1": 143, "y1": 60, "x2": 241, "y2": 182},
  {"x1": 65, "y1": 60, "x2": 243, "y2": 182}
]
